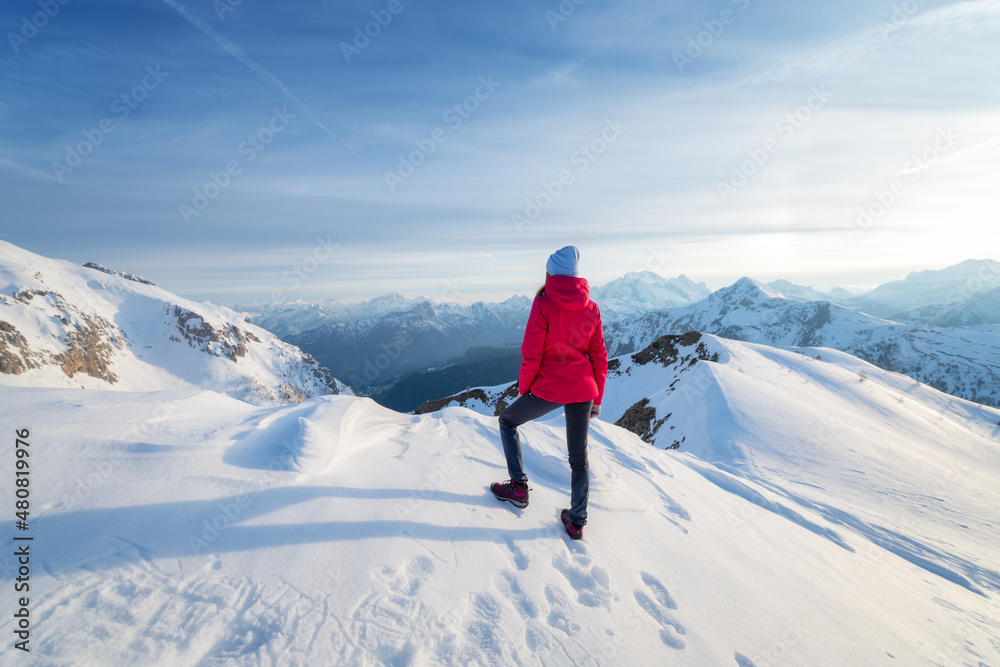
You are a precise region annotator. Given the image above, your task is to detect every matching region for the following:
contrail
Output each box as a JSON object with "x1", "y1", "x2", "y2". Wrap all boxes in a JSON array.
[
  {"x1": 0, "y1": 157, "x2": 60, "y2": 182},
  {"x1": 934, "y1": 135, "x2": 1000, "y2": 166},
  {"x1": 161, "y1": 0, "x2": 359, "y2": 158}
]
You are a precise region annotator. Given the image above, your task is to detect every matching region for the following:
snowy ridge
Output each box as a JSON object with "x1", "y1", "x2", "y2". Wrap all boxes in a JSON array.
[
  {"x1": 0, "y1": 241, "x2": 350, "y2": 405},
  {"x1": 589, "y1": 271, "x2": 711, "y2": 322},
  {"x1": 605, "y1": 278, "x2": 1000, "y2": 408},
  {"x1": 3, "y1": 326, "x2": 998, "y2": 664},
  {"x1": 419, "y1": 329, "x2": 1000, "y2": 598},
  {"x1": 605, "y1": 278, "x2": 905, "y2": 353}
]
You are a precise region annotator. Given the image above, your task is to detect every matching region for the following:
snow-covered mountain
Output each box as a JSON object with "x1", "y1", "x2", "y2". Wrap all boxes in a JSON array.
[
  {"x1": 238, "y1": 272, "x2": 709, "y2": 340},
  {"x1": 606, "y1": 278, "x2": 906, "y2": 353},
  {"x1": 7, "y1": 327, "x2": 997, "y2": 664},
  {"x1": 0, "y1": 241, "x2": 350, "y2": 404},
  {"x1": 233, "y1": 293, "x2": 426, "y2": 339},
  {"x1": 236, "y1": 272, "x2": 708, "y2": 390},
  {"x1": 604, "y1": 277, "x2": 1000, "y2": 408},
  {"x1": 827, "y1": 259, "x2": 1000, "y2": 319},
  {"x1": 590, "y1": 271, "x2": 710, "y2": 322},
  {"x1": 765, "y1": 260, "x2": 1000, "y2": 321},
  {"x1": 891, "y1": 286, "x2": 1000, "y2": 327},
  {"x1": 764, "y1": 279, "x2": 835, "y2": 302},
  {"x1": 283, "y1": 296, "x2": 532, "y2": 389}
]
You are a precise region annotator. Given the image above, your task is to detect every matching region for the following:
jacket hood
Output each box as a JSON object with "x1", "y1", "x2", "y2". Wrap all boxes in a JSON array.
[{"x1": 544, "y1": 274, "x2": 591, "y2": 311}]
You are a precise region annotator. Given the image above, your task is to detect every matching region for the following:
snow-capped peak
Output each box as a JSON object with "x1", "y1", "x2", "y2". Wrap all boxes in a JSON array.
[{"x1": 590, "y1": 271, "x2": 711, "y2": 322}]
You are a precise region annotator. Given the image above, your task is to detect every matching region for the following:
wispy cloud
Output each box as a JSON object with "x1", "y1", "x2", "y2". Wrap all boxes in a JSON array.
[
  {"x1": 159, "y1": 0, "x2": 359, "y2": 158},
  {"x1": 0, "y1": 157, "x2": 59, "y2": 182},
  {"x1": 523, "y1": 63, "x2": 581, "y2": 91},
  {"x1": 749, "y1": 0, "x2": 1000, "y2": 84}
]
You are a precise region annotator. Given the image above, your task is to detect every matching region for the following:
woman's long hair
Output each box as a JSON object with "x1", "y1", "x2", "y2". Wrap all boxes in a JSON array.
[{"x1": 534, "y1": 272, "x2": 551, "y2": 300}]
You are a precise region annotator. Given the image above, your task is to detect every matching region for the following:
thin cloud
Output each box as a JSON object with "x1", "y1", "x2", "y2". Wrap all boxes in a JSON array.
[
  {"x1": 0, "y1": 157, "x2": 59, "y2": 182},
  {"x1": 523, "y1": 63, "x2": 582, "y2": 91},
  {"x1": 748, "y1": 0, "x2": 1000, "y2": 84},
  {"x1": 159, "y1": 0, "x2": 360, "y2": 159}
]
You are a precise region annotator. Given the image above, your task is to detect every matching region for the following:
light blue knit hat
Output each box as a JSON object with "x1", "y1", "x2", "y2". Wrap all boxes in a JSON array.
[{"x1": 546, "y1": 246, "x2": 580, "y2": 277}]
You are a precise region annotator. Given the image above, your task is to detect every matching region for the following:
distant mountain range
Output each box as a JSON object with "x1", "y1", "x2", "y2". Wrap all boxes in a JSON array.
[
  {"x1": 606, "y1": 276, "x2": 1000, "y2": 408},
  {"x1": 232, "y1": 271, "x2": 711, "y2": 391},
  {"x1": 766, "y1": 258, "x2": 1000, "y2": 321},
  {"x1": 236, "y1": 259, "x2": 999, "y2": 410},
  {"x1": 0, "y1": 242, "x2": 350, "y2": 404}
]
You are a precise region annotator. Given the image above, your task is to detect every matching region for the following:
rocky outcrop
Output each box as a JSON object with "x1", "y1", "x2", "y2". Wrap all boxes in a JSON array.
[
  {"x1": 630, "y1": 331, "x2": 715, "y2": 367},
  {"x1": 610, "y1": 331, "x2": 716, "y2": 449},
  {"x1": 614, "y1": 398, "x2": 663, "y2": 442},
  {"x1": 53, "y1": 313, "x2": 118, "y2": 383},
  {"x1": 0, "y1": 320, "x2": 38, "y2": 375},
  {"x1": 2, "y1": 291, "x2": 120, "y2": 384},
  {"x1": 414, "y1": 382, "x2": 519, "y2": 416},
  {"x1": 83, "y1": 262, "x2": 156, "y2": 286},
  {"x1": 171, "y1": 306, "x2": 260, "y2": 362}
]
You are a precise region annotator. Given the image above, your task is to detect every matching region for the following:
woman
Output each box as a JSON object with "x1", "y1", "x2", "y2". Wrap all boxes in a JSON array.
[{"x1": 491, "y1": 246, "x2": 608, "y2": 540}]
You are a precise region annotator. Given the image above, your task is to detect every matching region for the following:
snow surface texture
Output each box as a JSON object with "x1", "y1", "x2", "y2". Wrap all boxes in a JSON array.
[
  {"x1": 0, "y1": 242, "x2": 350, "y2": 405},
  {"x1": 3, "y1": 335, "x2": 998, "y2": 665}
]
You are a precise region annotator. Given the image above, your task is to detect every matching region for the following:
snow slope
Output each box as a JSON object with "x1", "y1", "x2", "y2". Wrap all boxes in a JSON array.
[
  {"x1": 3, "y1": 334, "x2": 998, "y2": 665},
  {"x1": 0, "y1": 242, "x2": 350, "y2": 405}
]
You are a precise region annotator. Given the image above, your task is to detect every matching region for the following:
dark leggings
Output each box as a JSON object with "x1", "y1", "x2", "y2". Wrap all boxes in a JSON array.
[{"x1": 498, "y1": 392, "x2": 591, "y2": 526}]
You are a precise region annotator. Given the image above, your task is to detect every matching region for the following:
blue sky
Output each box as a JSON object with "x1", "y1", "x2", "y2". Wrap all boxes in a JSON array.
[{"x1": 2, "y1": 0, "x2": 999, "y2": 305}]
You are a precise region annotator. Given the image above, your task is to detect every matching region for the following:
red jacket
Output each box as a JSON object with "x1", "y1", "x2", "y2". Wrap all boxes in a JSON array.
[{"x1": 518, "y1": 274, "x2": 608, "y2": 405}]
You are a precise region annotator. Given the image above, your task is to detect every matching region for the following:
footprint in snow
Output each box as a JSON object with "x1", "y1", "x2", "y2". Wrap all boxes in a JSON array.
[
  {"x1": 389, "y1": 555, "x2": 434, "y2": 598},
  {"x1": 504, "y1": 537, "x2": 530, "y2": 571},
  {"x1": 551, "y1": 552, "x2": 612, "y2": 609},
  {"x1": 634, "y1": 571, "x2": 685, "y2": 649},
  {"x1": 543, "y1": 585, "x2": 580, "y2": 636},
  {"x1": 497, "y1": 569, "x2": 538, "y2": 619}
]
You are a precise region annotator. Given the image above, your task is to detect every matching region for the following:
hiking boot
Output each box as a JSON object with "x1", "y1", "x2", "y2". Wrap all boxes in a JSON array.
[
  {"x1": 561, "y1": 509, "x2": 583, "y2": 540},
  {"x1": 491, "y1": 480, "x2": 529, "y2": 508}
]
